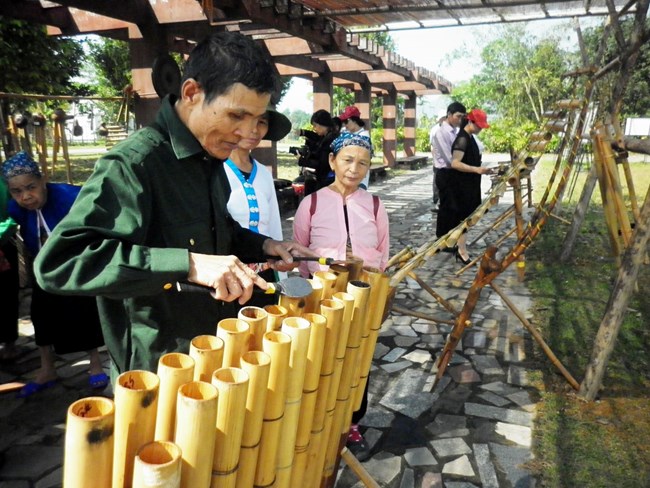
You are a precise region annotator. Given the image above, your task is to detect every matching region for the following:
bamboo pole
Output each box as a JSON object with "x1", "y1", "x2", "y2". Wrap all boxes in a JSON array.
[
  {"x1": 175, "y1": 381, "x2": 219, "y2": 488},
  {"x1": 64, "y1": 397, "x2": 115, "y2": 488},
  {"x1": 290, "y1": 313, "x2": 327, "y2": 488},
  {"x1": 189, "y1": 335, "x2": 224, "y2": 383},
  {"x1": 279, "y1": 292, "x2": 307, "y2": 318},
  {"x1": 236, "y1": 351, "x2": 271, "y2": 488},
  {"x1": 132, "y1": 441, "x2": 182, "y2": 488},
  {"x1": 155, "y1": 353, "x2": 195, "y2": 442},
  {"x1": 217, "y1": 318, "x2": 250, "y2": 368},
  {"x1": 323, "y1": 280, "x2": 372, "y2": 486},
  {"x1": 211, "y1": 367, "x2": 250, "y2": 488},
  {"x1": 313, "y1": 271, "x2": 337, "y2": 299},
  {"x1": 255, "y1": 331, "x2": 292, "y2": 487},
  {"x1": 263, "y1": 304, "x2": 288, "y2": 332},
  {"x1": 304, "y1": 279, "x2": 324, "y2": 314},
  {"x1": 304, "y1": 299, "x2": 345, "y2": 486},
  {"x1": 112, "y1": 370, "x2": 160, "y2": 488},
  {"x1": 339, "y1": 448, "x2": 380, "y2": 488},
  {"x1": 238, "y1": 306, "x2": 268, "y2": 352},
  {"x1": 275, "y1": 317, "x2": 312, "y2": 488}
]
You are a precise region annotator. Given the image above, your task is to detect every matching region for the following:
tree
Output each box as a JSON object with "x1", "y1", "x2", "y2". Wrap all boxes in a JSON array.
[{"x1": 85, "y1": 37, "x2": 132, "y2": 96}]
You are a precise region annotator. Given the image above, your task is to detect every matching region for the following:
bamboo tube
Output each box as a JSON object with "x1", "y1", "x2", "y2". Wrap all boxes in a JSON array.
[
  {"x1": 328, "y1": 264, "x2": 349, "y2": 293},
  {"x1": 544, "y1": 119, "x2": 567, "y2": 132},
  {"x1": 313, "y1": 271, "x2": 337, "y2": 299},
  {"x1": 290, "y1": 313, "x2": 327, "y2": 488},
  {"x1": 275, "y1": 317, "x2": 311, "y2": 488},
  {"x1": 238, "y1": 306, "x2": 268, "y2": 352},
  {"x1": 155, "y1": 353, "x2": 195, "y2": 442},
  {"x1": 255, "y1": 331, "x2": 292, "y2": 488},
  {"x1": 189, "y1": 335, "x2": 224, "y2": 383},
  {"x1": 64, "y1": 397, "x2": 115, "y2": 488},
  {"x1": 303, "y1": 299, "x2": 345, "y2": 486},
  {"x1": 354, "y1": 269, "x2": 390, "y2": 410},
  {"x1": 236, "y1": 351, "x2": 271, "y2": 488},
  {"x1": 304, "y1": 279, "x2": 324, "y2": 314},
  {"x1": 263, "y1": 304, "x2": 288, "y2": 332},
  {"x1": 175, "y1": 381, "x2": 219, "y2": 488},
  {"x1": 217, "y1": 318, "x2": 250, "y2": 368},
  {"x1": 529, "y1": 130, "x2": 552, "y2": 141},
  {"x1": 211, "y1": 367, "x2": 250, "y2": 488},
  {"x1": 343, "y1": 256, "x2": 364, "y2": 281},
  {"x1": 278, "y1": 293, "x2": 307, "y2": 318},
  {"x1": 527, "y1": 140, "x2": 549, "y2": 152},
  {"x1": 556, "y1": 98, "x2": 583, "y2": 109},
  {"x1": 132, "y1": 441, "x2": 182, "y2": 488},
  {"x1": 113, "y1": 370, "x2": 160, "y2": 488}
]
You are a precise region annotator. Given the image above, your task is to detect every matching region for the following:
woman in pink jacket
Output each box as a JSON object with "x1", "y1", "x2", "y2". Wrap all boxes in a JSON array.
[{"x1": 293, "y1": 131, "x2": 389, "y2": 460}]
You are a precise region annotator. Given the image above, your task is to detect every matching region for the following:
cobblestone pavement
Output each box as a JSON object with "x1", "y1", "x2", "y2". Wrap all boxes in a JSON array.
[{"x1": 0, "y1": 160, "x2": 540, "y2": 488}]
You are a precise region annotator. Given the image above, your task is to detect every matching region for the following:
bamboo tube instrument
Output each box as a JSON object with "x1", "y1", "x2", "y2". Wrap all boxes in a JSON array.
[
  {"x1": 304, "y1": 278, "x2": 324, "y2": 314},
  {"x1": 275, "y1": 316, "x2": 312, "y2": 488},
  {"x1": 313, "y1": 270, "x2": 337, "y2": 299},
  {"x1": 132, "y1": 440, "x2": 182, "y2": 488},
  {"x1": 263, "y1": 304, "x2": 288, "y2": 332},
  {"x1": 112, "y1": 370, "x2": 160, "y2": 488},
  {"x1": 255, "y1": 330, "x2": 292, "y2": 487},
  {"x1": 329, "y1": 264, "x2": 350, "y2": 293},
  {"x1": 279, "y1": 291, "x2": 307, "y2": 318},
  {"x1": 290, "y1": 313, "x2": 327, "y2": 487},
  {"x1": 236, "y1": 351, "x2": 272, "y2": 488},
  {"x1": 155, "y1": 353, "x2": 195, "y2": 442},
  {"x1": 211, "y1": 367, "x2": 250, "y2": 488},
  {"x1": 175, "y1": 381, "x2": 219, "y2": 488},
  {"x1": 189, "y1": 335, "x2": 224, "y2": 383},
  {"x1": 238, "y1": 306, "x2": 268, "y2": 351},
  {"x1": 304, "y1": 298, "x2": 345, "y2": 486},
  {"x1": 64, "y1": 397, "x2": 115, "y2": 488},
  {"x1": 217, "y1": 318, "x2": 250, "y2": 368}
]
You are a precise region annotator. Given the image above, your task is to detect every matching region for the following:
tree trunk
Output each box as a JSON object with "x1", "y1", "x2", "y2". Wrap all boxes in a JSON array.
[
  {"x1": 579, "y1": 187, "x2": 650, "y2": 401},
  {"x1": 622, "y1": 136, "x2": 650, "y2": 156}
]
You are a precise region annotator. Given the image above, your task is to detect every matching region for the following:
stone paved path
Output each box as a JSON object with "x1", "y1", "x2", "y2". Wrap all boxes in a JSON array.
[{"x1": 0, "y1": 161, "x2": 541, "y2": 488}]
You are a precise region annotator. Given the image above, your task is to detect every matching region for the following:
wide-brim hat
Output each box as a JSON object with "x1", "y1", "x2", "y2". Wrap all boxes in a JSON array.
[
  {"x1": 339, "y1": 105, "x2": 361, "y2": 122},
  {"x1": 467, "y1": 108, "x2": 490, "y2": 129},
  {"x1": 263, "y1": 107, "x2": 292, "y2": 141}
]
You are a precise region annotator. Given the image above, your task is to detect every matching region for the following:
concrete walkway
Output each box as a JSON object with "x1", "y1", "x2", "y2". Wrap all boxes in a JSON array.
[{"x1": 0, "y1": 161, "x2": 541, "y2": 488}]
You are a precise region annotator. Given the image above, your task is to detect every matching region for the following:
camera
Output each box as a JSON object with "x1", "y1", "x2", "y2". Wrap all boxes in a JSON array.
[{"x1": 289, "y1": 145, "x2": 309, "y2": 158}]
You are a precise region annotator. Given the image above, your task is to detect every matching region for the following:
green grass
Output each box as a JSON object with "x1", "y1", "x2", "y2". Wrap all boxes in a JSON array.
[{"x1": 524, "y1": 166, "x2": 650, "y2": 487}]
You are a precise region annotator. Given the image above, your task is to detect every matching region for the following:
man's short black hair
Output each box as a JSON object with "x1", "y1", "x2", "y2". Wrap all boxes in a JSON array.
[
  {"x1": 182, "y1": 31, "x2": 280, "y2": 103},
  {"x1": 447, "y1": 101, "x2": 467, "y2": 115}
]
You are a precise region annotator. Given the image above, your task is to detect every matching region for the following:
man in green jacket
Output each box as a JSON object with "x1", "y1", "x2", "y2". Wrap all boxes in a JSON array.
[{"x1": 35, "y1": 32, "x2": 314, "y2": 374}]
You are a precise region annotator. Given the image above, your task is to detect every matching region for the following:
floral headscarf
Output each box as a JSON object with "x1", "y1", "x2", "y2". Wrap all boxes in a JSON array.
[
  {"x1": 1, "y1": 151, "x2": 41, "y2": 180},
  {"x1": 330, "y1": 132, "x2": 373, "y2": 157}
]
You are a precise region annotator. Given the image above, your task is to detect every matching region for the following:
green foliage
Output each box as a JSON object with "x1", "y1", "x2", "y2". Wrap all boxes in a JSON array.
[
  {"x1": 86, "y1": 37, "x2": 132, "y2": 96},
  {"x1": 479, "y1": 118, "x2": 538, "y2": 153},
  {"x1": 0, "y1": 19, "x2": 85, "y2": 105}
]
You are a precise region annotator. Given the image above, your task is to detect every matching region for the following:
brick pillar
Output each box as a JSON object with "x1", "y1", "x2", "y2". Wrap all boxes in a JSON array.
[
  {"x1": 128, "y1": 28, "x2": 165, "y2": 128},
  {"x1": 382, "y1": 88, "x2": 397, "y2": 167},
  {"x1": 355, "y1": 80, "x2": 372, "y2": 133},
  {"x1": 403, "y1": 94, "x2": 417, "y2": 156},
  {"x1": 313, "y1": 70, "x2": 333, "y2": 113}
]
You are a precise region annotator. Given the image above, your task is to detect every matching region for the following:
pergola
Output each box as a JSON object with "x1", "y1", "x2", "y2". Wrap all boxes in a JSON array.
[{"x1": 0, "y1": 0, "x2": 638, "y2": 167}]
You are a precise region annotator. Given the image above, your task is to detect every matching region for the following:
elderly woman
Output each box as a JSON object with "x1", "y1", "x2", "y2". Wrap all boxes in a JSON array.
[
  {"x1": 448, "y1": 108, "x2": 494, "y2": 264},
  {"x1": 2, "y1": 152, "x2": 107, "y2": 397},
  {"x1": 292, "y1": 131, "x2": 389, "y2": 460}
]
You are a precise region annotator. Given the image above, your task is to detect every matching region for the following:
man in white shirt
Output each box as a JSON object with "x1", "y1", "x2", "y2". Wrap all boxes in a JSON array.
[{"x1": 429, "y1": 109, "x2": 448, "y2": 211}]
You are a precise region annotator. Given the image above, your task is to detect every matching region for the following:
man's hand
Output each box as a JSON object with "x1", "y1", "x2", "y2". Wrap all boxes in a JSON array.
[
  {"x1": 187, "y1": 253, "x2": 268, "y2": 305},
  {"x1": 262, "y1": 239, "x2": 319, "y2": 272}
]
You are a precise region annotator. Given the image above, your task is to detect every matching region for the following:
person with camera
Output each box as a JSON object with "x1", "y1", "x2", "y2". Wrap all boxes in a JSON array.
[{"x1": 293, "y1": 109, "x2": 339, "y2": 195}]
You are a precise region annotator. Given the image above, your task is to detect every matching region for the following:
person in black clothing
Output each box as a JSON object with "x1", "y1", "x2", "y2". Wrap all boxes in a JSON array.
[
  {"x1": 296, "y1": 109, "x2": 339, "y2": 194},
  {"x1": 448, "y1": 108, "x2": 494, "y2": 264}
]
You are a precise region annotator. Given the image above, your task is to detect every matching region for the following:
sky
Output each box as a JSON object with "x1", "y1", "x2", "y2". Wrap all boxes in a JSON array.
[{"x1": 276, "y1": 17, "x2": 599, "y2": 116}]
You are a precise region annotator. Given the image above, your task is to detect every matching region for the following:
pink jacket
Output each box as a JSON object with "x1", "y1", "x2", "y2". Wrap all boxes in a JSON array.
[{"x1": 293, "y1": 187, "x2": 390, "y2": 277}]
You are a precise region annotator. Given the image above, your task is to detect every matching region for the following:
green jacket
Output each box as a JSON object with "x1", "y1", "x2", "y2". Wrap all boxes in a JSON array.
[
  {"x1": 0, "y1": 179, "x2": 17, "y2": 246},
  {"x1": 35, "y1": 96, "x2": 268, "y2": 373}
]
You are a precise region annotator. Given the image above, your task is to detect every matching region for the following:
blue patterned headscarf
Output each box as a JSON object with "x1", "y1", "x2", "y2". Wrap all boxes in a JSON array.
[
  {"x1": 330, "y1": 132, "x2": 373, "y2": 157},
  {"x1": 1, "y1": 151, "x2": 41, "y2": 180}
]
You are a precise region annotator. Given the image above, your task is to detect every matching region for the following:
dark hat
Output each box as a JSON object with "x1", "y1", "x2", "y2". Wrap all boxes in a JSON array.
[
  {"x1": 339, "y1": 105, "x2": 361, "y2": 122},
  {"x1": 467, "y1": 109, "x2": 490, "y2": 129},
  {"x1": 310, "y1": 109, "x2": 334, "y2": 128},
  {"x1": 263, "y1": 107, "x2": 292, "y2": 141}
]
